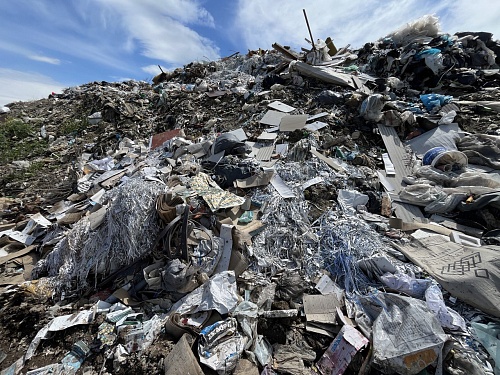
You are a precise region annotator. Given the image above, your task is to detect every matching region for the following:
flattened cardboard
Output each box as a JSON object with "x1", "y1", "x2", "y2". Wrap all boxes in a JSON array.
[
  {"x1": 0, "y1": 245, "x2": 36, "y2": 266},
  {"x1": 149, "y1": 129, "x2": 181, "y2": 150},
  {"x1": 260, "y1": 110, "x2": 287, "y2": 126},
  {"x1": 303, "y1": 294, "x2": 340, "y2": 325},
  {"x1": 316, "y1": 325, "x2": 369, "y2": 375},
  {"x1": 279, "y1": 115, "x2": 308, "y2": 132},
  {"x1": 268, "y1": 101, "x2": 295, "y2": 113},
  {"x1": 164, "y1": 334, "x2": 204, "y2": 375}
]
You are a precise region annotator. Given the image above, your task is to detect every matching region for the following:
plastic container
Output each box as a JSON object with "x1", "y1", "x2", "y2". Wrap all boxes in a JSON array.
[{"x1": 423, "y1": 147, "x2": 467, "y2": 171}]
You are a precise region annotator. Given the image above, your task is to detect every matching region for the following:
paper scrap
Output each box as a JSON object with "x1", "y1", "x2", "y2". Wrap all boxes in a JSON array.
[
  {"x1": 304, "y1": 121, "x2": 328, "y2": 131},
  {"x1": 275, "y1": 144, "x2": 288, "y2": 157},
  {"x1": 268, "y1": 101, "x2": 295, "y2": 113},
  {"x1": 382, "y1": 153, "x2": 395, "y2": 176},
  {"x1": 270, "y1": 174, "x2": 295, "y2": 198},
  {"x1": 257, "y1": 132, "x2": 278, "y2": 141},
  {"x1": 301, "y1": 177, "x2": 324, "y2": 190},
  {"x1": 260, "y1": 110, "x2": 287, "y2": 126},
  {"x1": 307, "y1": 112, "x2": 329, "y2": 122},
  {"x1": 279, "y1": 115, "x2": 308, "y2": 132},
  {"x1": 228, "y1": 128, "x2": 247, "y2": 141}
]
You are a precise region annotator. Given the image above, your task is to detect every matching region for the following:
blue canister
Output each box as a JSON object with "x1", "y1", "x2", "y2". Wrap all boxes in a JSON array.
[{"x1": 423, "y1": 147, "x2": 446, "y2": 166}]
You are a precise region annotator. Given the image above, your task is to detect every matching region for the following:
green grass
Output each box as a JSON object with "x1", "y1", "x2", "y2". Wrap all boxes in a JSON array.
[
  {"x1": 0, "y1": 118, "x2": 48, "y2": 164},
  {"x1": 57, "y1": 118, "x2": 88, "y2": 136}
]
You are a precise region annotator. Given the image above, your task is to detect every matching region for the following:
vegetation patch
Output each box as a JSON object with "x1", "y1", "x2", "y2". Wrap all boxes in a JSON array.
[
  {"x1": 0, "y1": 118, "x2": 48, "y2": 164},
  {"x1": 57, "y1": 118, "x2": 88, "y2": 136}
]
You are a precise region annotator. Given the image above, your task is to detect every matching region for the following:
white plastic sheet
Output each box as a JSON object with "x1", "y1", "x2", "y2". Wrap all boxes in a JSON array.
[
  {"x1": 425, "y1": 284, "x2": 466, "y2": 332},
  {"x1": 173, "y1": 271, "x2": 239, "y2": 316},
  {"x1": 355, "y1": 293, "x2": 448, "y2": 375},
  {"x1": 380, "y1": 272, "x2": 431, "y2": 298}
]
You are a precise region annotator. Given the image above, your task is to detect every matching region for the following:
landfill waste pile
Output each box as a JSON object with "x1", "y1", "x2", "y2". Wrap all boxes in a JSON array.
[{"x1": 2, "y1": 14, "x2": 500, "y2": 375}]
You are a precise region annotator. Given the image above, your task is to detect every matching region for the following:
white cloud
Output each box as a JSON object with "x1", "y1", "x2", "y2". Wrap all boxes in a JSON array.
[
  {"x1": 0, "y1": 68, "x2": 66, "y2": 107},
  {"x1": 233, "y1": 0, "x2": 500, "y2": 51},
  {"x1": 0, "y1": 1, "x2": 221, "y2": 78},
  {"x1": 96, "y1": 0, "x2": 220, "y2": 66},
  {"x1": 0, "y1": 41, "x2": 61, "y2": 65},
  {"x1": 28, "y1": 54, "x2": 61, "y2": 65},
  {"x1": 142, "y1": 65, "x2": 168, "y2": 75}
]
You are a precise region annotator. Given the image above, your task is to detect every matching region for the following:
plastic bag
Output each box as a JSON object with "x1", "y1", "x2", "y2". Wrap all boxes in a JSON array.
[
  {"x1": 386, "y1": 15, "x2": 440, "y2": 46},
  {"x1": 425, "y1": 284, "x2": 467, "y2": 332},
  {"x1": 438, "y1": 110, "x2": 456, "y2": 125},
  {"x1": 420, "y1": 94, "x2": 453, "y2": 112},
  {"x1": 380, "y1": 272, "x2": 431, "y2": 298},
  {"x1": 424, "y1": 192, "x2": 467, "y2": 214},
  {"x1": 198, "y1": 318, "x2": 248, "y2": 374},
  {"x1": 414, "y1": 165, "x2": 454, "y2": 186},
  {"x1": 254, "y1": 335, "x2": 273, "y2": 367},
  {"x1": 399, "y1": 183, "x2": 444, "y2": 205},
  {"x1": 360, "y1": 94, "x2": 384, "y2": 122}
]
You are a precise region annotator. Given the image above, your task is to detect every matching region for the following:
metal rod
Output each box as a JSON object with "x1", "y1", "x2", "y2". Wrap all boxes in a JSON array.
[{"x1": 303, "y1": 9, "x2": 316, "y2": 50}]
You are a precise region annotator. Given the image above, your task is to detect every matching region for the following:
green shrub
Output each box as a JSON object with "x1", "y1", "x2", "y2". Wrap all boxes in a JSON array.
[{"x1": 0, "y1": 118, "x2": 48, "y2": 164}]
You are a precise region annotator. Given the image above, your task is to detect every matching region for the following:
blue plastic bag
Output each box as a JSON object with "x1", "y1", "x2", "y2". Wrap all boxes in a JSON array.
[
  {"x1": 414, "y1": 48, "x2": 441, "y2": 60},
  {"x1": 420, "y1": 94, "x2": 452, "y2": 111}
]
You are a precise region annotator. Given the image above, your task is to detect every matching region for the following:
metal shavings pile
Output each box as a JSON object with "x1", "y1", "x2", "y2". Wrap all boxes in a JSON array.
[
  {"x1": 33, "y1": 178, "x2": 166, "y2": 294},
  {"x1": 315, "y1": 211, "x2": 388, "y2": 295}
]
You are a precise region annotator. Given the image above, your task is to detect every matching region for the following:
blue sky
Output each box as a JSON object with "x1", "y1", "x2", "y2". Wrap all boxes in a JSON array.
[{"x1": 1, "y1": 0, "x2": 499, "y2": 106}]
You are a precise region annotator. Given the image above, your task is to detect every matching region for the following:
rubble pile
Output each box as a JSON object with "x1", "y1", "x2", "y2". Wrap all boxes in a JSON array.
[{"x1": 1, "y1": 15, "x2": 500, "y2": 375}]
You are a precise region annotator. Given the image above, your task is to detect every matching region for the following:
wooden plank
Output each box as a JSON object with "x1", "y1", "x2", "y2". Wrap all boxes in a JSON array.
[
  {"x1": 0, "y1": 245, "x2": 35, "y2": 266},
  {"x1": 272, "y1": 42, "x2": 300, "y2": 60},
  {"x1": 377, "y1": 123, "x2": 424, "y2": 221}
]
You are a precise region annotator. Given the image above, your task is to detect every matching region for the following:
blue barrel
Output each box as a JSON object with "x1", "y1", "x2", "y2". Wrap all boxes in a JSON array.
[{"x1": 423, "y1": 147, "x2": 446, "y2": 166}]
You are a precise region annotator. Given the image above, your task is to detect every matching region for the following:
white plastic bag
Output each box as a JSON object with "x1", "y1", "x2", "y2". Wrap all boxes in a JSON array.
[{"x1": 425, "y1": 284, "x2": 466, "y2": 332}]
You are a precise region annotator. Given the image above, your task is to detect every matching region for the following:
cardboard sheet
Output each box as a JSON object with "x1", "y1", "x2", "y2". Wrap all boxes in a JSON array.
[
  {"x1": 399, "y1": 236, "x2": 500, "y2": 317},
  {"x1": 279, "y1": 115, "x2": 308, "y2": 132},
  {"x1": 268, "y1": 101, "x2": 295, "y2": 113},
  {"x1": 303, "y1": 294, "x2": 340, "y2": 325},
  {"x1": 260, "y1": 110, "x2": 287, "y2": 126}
]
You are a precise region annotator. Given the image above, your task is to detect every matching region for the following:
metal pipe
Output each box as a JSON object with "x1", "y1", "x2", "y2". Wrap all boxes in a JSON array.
[{"x1": 303, "y1": 9, "x2": 316, "y2": 50}]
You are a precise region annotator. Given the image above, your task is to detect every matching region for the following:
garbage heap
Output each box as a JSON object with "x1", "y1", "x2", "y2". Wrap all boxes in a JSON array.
[{"x1": 1, "y1": 14, "x2": 500, "y2": 375}]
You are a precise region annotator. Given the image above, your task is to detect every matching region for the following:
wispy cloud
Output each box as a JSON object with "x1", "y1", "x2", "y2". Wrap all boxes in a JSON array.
[
  {"x1": 0, "y1": 41, "x2": 61, "y2": 65},
  {"x1": 96, "y1": 0, "x2": 220, "y2": 67},
  {"x1": 0, "y1": 68, "x2": 66, "y2": 107},
  {"x1": 233, "y1": 0, "x2": 500, "y2": 50},
  {"x1": 0, "y1": 1, "x2": 220, "y2": 73},
  {"x1": 142, "y1": 65, "x2": 167, "y2": 76},
  {"x1": 28, "y1": 54, "x2": 61, "y2": 65}
]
